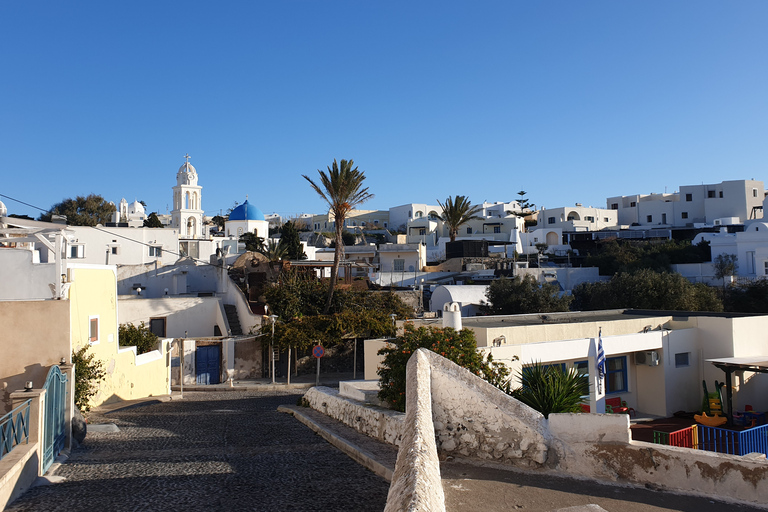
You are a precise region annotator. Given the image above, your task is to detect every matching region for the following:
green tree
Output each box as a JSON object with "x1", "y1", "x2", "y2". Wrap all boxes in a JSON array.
[
  {"x1": 303, "y1": 159, "x2": 374, "y2": 314},
  {"x1": 514, "y1": 190, "x2": 534, "y2": 216},
  {"x1": 377, "y1": 324, "x2": 509, "y2": 412},
  {"x1": 713, "y1": 253, "x2": 738, "y2": 291},
  {"x1": 119, "y1": 322, "x2": 159, "y2": 355},
  {"x1": 509, "y1": 362, "x2": 588, "y2": 418},
  {"x1": 240, "y1": 232, "x2": 265, "y2": 252},
  {"x1": 725, "y1": 280, "x2": 768, "y2": 313},
  {"x1": 39, "y1": 194, "x2": 116, "y2": 226},
  {"x1": 571, "y1": 269, "x2": 722, "y2": 312},
  {"x1": 212, "y1": 215, "x2": 227, "y2": 230},
  {"x1": 436, "y1": 195, "x2": 483, "y2": 243},
  {"x1": 72, "y1": 346, "x2": 106, "y2": 412},
  {"x1": 482, "y1": 275, "x2": 572, "y2": 315},
  {"x1": 281, "y1": 221, "x2": 306, "y2": 260},
  {"x1": 143, "y1": 212, "x2": 163, "y2": 228}
]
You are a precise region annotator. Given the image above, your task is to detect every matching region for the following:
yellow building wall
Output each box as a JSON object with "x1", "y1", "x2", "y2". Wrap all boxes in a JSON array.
[{"x1": 68, "y1": 266, "x2": 170, "y2": 407}]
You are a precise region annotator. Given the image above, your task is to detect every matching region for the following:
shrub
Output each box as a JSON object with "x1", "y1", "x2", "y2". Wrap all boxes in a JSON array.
[
  {"x1": 119, "y1": 322, "x2": 159, "y2": 354},
  {"x1": 72, "y1": 346, "x2": 106, "y2": 412},
  {"x1": 377, "y1": 323, "x2": 509, "y2": 412},
  {"x1": 509, "y1": 362, "x2": 588, "y2": 418}
]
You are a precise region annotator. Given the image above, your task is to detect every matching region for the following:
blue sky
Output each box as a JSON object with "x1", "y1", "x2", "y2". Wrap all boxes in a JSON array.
[{"x1": 1, "y1": 1, "x2": 766, "y2": 220}]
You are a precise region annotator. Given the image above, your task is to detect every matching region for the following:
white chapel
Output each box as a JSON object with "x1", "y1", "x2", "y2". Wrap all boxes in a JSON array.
[{"x1": 171, "y1": 154, "x2": 205, "y2": 238}]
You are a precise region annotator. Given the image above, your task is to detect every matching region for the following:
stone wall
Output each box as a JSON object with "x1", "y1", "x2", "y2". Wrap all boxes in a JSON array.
[
  {"x1": 302, "y1": 387, "x2": 403, "y2": 446},
  {"x1": 307, "y1": 348, "x2": 768, "y2": 509},
  {"x1": 429, "y1": 352, "x2": 550, "y2": 467}
]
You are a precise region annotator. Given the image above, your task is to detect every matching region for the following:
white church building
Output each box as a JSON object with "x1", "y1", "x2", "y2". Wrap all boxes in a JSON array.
[
  {"x1": 225, "y1": 199, "x2": 269, "y2": 239},
  {"x1": 171, "y1": 155, "x2": 205, "y2": 239}
]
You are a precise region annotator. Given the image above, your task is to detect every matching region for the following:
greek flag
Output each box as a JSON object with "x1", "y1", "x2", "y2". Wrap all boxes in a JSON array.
[{"x1": 597, "y1": 328, "x2": 606, "y2": 380}]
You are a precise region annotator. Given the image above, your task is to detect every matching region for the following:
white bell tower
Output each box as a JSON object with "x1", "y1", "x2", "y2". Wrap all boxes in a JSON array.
[{"x1": 171, "y1": 153, "x2": 204, "y2": 238}]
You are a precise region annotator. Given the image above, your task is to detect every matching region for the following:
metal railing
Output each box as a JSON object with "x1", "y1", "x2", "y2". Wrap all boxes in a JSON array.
[
  {"x1": 653, "y1": 425, "x2": 698, "y2": 449},
  {"x1": 697, "y1": 423, "x2": 768, "y2": 457},
  {"x1": 0, "y1": 399, "x2": 32, "y2": 461}
]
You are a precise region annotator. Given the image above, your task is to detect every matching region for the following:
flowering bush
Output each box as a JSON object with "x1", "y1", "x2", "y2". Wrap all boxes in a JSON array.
[{"x1": 377, "y1": 323, "x2": 509, "y2": 412}]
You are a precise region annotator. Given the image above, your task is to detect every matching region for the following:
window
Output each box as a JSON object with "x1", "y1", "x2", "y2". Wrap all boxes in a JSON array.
[
  {"x1": 393, "y1": 259, "x2": 405, "y2": 271},
  {"x1": 747, "y1": 251, "x2": 756, "y2": 274},
  {"x1": 708, "y1": 190, "x2": 716, "y2": 198},
  {"x1": 574, "y1": 360, "x2": 589, "y2": 376},
  {"x1": 548, "y1": 217, "x2": 556, "y2": 224},
  {"x1": 493, "y1": 226, "x2": 501, "y2": 233},
  {"x1": 719, "y1": 191, "x2": 723, "y2": 198},
  {"x1": 585, "y1": 216, "x2": 594, "y2": 222},
  {"x1": 686, "y1": 193, "x2": 693, "y2": 202},
  {"x1": 149, "y1": 246, "x2": 162, "y2": 257},
  {"x1": 646, "y1": 215, "x2": 653, "y2": 223},
  {"x1": 605, "y1": 356, "x2": 627, "y2": 394},
  {"x1": 110, "y1": 245, "x2": 120, "y2": 255},
  {"x1": 70, "y1": 244, "x2": 85, "y2": 258},
  {"x1": 764, "y1": 261, "x2": 768, "y2": 275},
  {"x1": 681, "y1": 212, "x2": 688, "y2": 219},
  {"x1": 630, "y1": 201, "x2": 636, "y2": 207},
  {"x1": 753, "y1": 188, "x2": 758, "y2": 198},
  {"x1": 418, "y1": 228, "x2": 426, "y2": 236},
  {"x1": 611, "y1": 203, "x2": 618, "y2": 210},
  {"x1": 661, "y1": 213, "x2": 667, "y2": 224},
  {"x1": 466, "y1": 227, "x2": 472, "y2": 234},
  {"x1": 237, "y1": 227, "x2": 243, "y2": 236},
  {"x1": 675, "y1": 352, "x2": 690, "y2": 368},
  {"x1": 603, "y1": 217, "x2": 609, "y2": 222},
  {"x1": 149, "y1": 318, "x2": 166, "y2": 338},
  {"x1": 89, "y1": 316, "x2": 99, "y2": 344}
]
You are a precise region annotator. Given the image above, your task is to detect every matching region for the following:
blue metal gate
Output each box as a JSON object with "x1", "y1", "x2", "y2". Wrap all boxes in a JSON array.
[
  {"x1": 42, "y1": 365, "x2": 67, "y2": 473},
  {"x1": 195, "y1": 346, "x2": 220, "y2": 385}
]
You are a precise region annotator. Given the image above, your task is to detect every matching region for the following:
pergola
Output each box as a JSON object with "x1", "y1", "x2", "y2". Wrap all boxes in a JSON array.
[{"x1": 706, "y1": 356, "x2": 768, "y2": 425}]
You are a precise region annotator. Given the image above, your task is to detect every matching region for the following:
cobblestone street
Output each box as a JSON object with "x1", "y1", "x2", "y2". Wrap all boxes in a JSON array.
[{"x1": 6, "y1": 391, "x2": 390, "y2": 512}]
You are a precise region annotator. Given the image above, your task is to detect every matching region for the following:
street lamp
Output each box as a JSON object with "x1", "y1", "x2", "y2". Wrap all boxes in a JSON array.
[{"x1": 269, "y1": 314, "x2": 278, "y2": 384}]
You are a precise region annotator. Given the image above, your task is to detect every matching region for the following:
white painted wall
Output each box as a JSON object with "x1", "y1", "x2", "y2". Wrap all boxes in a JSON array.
[
  {"x1": 118, "y1": 296, "x2": 228, "y2": 338},
  {"x1": 0, "y1": 249, "x2": 58, "y2": 300}
]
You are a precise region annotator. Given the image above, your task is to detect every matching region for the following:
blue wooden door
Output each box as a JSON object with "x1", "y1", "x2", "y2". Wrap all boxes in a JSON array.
[{"x1": 195, "y1": 346, "x2": 220, "y2": 385}]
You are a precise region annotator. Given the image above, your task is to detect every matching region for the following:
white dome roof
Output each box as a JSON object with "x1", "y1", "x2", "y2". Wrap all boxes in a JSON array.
[
  {"x1": 129, "y1": 200, "x2": 145, "y2": 215},
  {"x1": 178, "y1": 162, "x2": 197, "y2": 174}
]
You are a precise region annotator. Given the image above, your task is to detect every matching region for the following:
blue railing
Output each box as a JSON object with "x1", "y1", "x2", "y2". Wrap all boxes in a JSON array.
[
  {"x1": 698, "y1": 424, "x2": 768, "y2": 457},
  {"x1": 0, "y1": 399, "x2": 32, "y2": 461}
]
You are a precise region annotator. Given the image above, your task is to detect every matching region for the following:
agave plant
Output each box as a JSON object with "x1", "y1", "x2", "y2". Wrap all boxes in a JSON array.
[{"x1": 510, "y1": 362, "x2": 589, "y2": 418}]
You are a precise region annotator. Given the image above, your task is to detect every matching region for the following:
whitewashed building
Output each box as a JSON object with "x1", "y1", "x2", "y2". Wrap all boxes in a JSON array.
[
  {"x1": 607, "y1": 179, "x2": 764, "y2": 228},
  {"x1": 171, "y1": 156, "x2": 205, "y2": 238}
]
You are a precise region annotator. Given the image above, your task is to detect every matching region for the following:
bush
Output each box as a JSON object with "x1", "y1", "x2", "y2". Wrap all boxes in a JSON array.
[
  {"x1": 72, "y1": 346, "x2": 106, "y2": 412},
  {"x1": 509, "y1": 362, "x2": 589, "y2": 418},
  {"x1": 377, "y1": 324, "x2": 509, "y2": 412},
  {"x1": 482, "y1": 275, "x2": 572, "y2": 315},
  {"x1": 119, "y1": 322, "x2": 159, "y2": 354}
]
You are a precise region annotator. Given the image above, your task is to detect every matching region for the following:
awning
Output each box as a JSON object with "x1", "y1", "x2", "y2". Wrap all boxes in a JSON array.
[{"x1": 705, "y1": 356, "x2": 768, "y2": 425}]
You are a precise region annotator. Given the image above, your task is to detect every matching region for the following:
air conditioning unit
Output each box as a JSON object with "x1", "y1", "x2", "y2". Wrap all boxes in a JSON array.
[{"x1": 635, "y1": 351, "x2": 660, "y2": 366}]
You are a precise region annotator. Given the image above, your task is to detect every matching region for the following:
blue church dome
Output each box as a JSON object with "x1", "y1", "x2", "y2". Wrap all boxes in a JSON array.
[{"x1": 229, "y1": 200, "x2": 265, "y2": 221}]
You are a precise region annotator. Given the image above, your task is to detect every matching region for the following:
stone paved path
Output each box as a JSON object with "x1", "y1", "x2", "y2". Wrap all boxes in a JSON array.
[{"x1": 6, "y1": 391, "x2": 390, "y2": 512}]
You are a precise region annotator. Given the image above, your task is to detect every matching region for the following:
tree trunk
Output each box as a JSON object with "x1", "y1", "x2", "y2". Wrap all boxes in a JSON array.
[{"x1": 323, "y1": 219, "x2": 344, "y2": 313}]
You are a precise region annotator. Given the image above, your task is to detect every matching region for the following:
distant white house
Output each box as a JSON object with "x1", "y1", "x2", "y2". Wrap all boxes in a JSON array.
[
  {"x1": 536, "y1": 204, "x2": 618, "y2": 232},
  {"x1": 607, "y1": 179, "x2": 764, "y2": 228},
  {"x1": 693, "y1": 221, "x2": 768, "y2": 279}
]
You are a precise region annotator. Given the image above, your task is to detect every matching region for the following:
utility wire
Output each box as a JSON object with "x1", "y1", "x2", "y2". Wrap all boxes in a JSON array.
[{"x1": 1, "y1": 194, "x2": 232, "y2": 270}]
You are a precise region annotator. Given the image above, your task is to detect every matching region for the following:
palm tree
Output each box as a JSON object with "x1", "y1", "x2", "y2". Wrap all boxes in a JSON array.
[
  {"x1": 510, "y1": 362, "x2": 589, "y2": 418},
  {"x1": 303, "y1": 159, "x2": 373, "y2": 313},
  {"x1": 259, "y1": 239, "x2": 288, "y2": 264},
  {"x1": 436, "y1": 195, "x2": 483, "y2": 242}
]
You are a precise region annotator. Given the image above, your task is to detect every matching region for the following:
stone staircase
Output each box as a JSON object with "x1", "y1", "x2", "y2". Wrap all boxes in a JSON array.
[{"x1": 224, "y1": 304, "x2": 242, "y2": 335}]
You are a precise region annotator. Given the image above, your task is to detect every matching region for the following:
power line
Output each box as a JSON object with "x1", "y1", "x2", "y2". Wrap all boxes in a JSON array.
[{"x1": 1, "y1": 194, "x2": 231, "y2": 270}]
